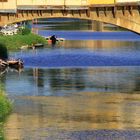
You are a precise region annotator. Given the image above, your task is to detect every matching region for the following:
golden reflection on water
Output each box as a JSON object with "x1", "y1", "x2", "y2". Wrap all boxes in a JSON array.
[
  {"x1": 63, "y1": 40, "x2": 137, "y2": 50},
  {"x1": 4, "y1": 92, "x2": 140, "y2": 140},
  {"x1": 3, "y1": 38, "x2": 140, "y2": 139}
]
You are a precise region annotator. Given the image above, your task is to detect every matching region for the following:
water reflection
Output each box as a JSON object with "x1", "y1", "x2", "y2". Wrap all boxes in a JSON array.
[
  {"x1": 4, "y1": 92, "x2": 140, "y2": 139},
  {"x1": 4, "y1": 66, "x2": 140, "y2": 96},
  {"x1": 3, "y1": 26, "x2": 140, "y2": 139},
  {"x1": 32, "y1": 18, "x2": 92, "y2": 31},
  {"x1": 63, "y1": 40, "x2": 140, "y2": 51}
]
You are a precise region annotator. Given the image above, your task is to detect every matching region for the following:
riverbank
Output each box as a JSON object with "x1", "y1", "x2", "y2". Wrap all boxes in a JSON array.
[
  {"x1": 0, "y1": 33, "x2": 48, "y2": 50},
  {"x1": 0, "y1": 92, "x2": 11, "y2": 122},
  {"x1": 0, "y1": 92, "x2": 11, "y2": 140}
]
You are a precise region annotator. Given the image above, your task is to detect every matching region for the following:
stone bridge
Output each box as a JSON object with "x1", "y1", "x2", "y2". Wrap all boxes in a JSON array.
[{"x1": 0, "y1": 2, "x2": 140, "y2": 33}]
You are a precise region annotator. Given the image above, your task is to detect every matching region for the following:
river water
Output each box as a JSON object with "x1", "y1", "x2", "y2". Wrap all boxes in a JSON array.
[{"x1": 1, "y1": 19, "x2": 140, "y2": 139}]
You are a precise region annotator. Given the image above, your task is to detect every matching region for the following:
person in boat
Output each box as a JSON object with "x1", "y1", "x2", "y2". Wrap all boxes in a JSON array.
[{"x1": 50, "y1": 35, "x2": 57, "y2": 45}]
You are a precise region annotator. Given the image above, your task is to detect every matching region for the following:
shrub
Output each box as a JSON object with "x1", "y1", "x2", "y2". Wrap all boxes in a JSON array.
[
  {"x1": 18, "y1": 26, "x2": 31, "y2": 35},
  {"x1": 0, "y1": 92, "x2": 12, "y2": 122},
  {"x1": 0, "y1": 126, "x2": 4, "y2": 140},
  {"x1": 0, "y1": 43, "x2": 8, "y2": 60},
  {"x1": 22, "y1": 27, "x2": 31, "y2": 35},
  {"x1": 0, "y1": 32, "x2": 47, "y2": 50}
]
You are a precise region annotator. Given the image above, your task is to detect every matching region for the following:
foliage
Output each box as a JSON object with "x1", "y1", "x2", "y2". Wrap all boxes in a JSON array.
[
  {"x1": 0, "y1": 92, "x2": 12, "y2": 122},
  {"x1": 0, "y1": 126, "x2": 4, "y2": 140},
  {"x1": 18, "y1": 26, "x2": 31, "y2": 35},
  {"x1": 0, "y1": 33, "x2": 48, "y2": 50},
  {"x1": 0, "y1": 83, "x2": 11, "y2": 140},
  {"x1": 0, "y1": 43, "x2": 8, "y2": 60}
]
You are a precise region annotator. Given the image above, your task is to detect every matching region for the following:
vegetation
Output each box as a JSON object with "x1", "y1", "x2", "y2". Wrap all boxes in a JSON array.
[
  {"x1": 0, "y1": 26, "x2": 48, "y2": 50},
  {"x1": 0, "y1": 92, "x2": 12, "y2": 122},
  {"x1": 0, "y1": 82, "x2": 12, "y2": 140},
  {"x1": 0, "y1": 26, "x2": 40, "y2": 140},
  {"x1": 0, "y1": 124, "x2": 4, "y2": 140},
  {"x1": 0, "y1": 33, "x2": 47, "y2": 50},
  {"x1": 0, "y1": 43, "x2": 8, "y2": 60},
  {"x1": 18, "y1": 26, "x2": 31, "y2": 35},
  {"x1": 0, "y1": 92, "x2": 11, "y2": 140}
]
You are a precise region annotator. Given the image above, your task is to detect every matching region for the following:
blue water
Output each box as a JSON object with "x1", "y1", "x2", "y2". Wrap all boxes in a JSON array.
[
  {"x1": 39, "y1": 30, "x2": 140, "y2": 41},
  {"x1": 25, "y1": 30, "x2": 140, "y2": 68},
  {"x1": 17, "y1": 48, "x2": 140, "y2": 68},
  {"x1": 3, "y1": 20, "x2": 140, "y2": 140}
]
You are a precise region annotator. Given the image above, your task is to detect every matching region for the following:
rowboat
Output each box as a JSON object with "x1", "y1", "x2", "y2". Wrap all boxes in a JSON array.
[
  {"x1": 34, "y1": 43, "x2": 44, "y2": 48},
  {"x1": 7, "y1": 59, "x2": 24, "y2": 69},
  {"x1": 0, "y1": 59, "x2": 8, "y2": 69}
]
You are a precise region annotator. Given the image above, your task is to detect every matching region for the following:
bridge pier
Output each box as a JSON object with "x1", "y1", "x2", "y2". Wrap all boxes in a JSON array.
[{"x1": 90, "y1": 20, "x2": 103, "y2": 31}]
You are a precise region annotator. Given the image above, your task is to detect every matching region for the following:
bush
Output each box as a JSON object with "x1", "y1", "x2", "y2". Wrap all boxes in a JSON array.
[
  {"x1": 0, "y1": 32, "x2": 48, "y2": 50},
  {"x1": 22, "y1": 27, "x2": 31, "y2": 35},
  {"x1": 0, "y1": 92, "x2": 12, "y2": 122},
  {"x1": 18, "y1": 26, "x2": 31, "y2": 35},
  {"x1": 0, "y1": 43, "x2": 8, "y2": 60},
  {"x1": 0, "y1": 126, "x2": 4, "y2": 140}
]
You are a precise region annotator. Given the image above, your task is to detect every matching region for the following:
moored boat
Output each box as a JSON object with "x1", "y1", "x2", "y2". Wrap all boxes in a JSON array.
[
  {"x1": 7, "y1": 58, "x2": 24, "y2": 69},
  {"x1": 0, "y1": 59, "x2": 8, "y2": 69},
  {"x1": 34, "y1": 43, "x2": 44, "y2": 48}
]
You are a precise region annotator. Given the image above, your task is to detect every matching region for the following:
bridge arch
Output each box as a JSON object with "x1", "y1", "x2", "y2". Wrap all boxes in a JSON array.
[{"x1": 1, "y1": 6, "x2": 140, "y2": 34}]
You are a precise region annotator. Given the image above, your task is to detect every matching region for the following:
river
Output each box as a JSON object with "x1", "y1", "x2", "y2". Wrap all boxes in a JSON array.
[{"x1": 1, "y1": 19, "x2": 140, "y2": 139}]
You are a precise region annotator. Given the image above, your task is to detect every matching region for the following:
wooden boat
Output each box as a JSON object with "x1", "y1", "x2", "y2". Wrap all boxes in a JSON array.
[
  {"x1": 0, "y1": 68, "x2": 6, "y2": 74},
  {"x1": 7, "y1": 59, "x2": 24, "y2": 69},
  {"x1": 0, "y1": 59, "x2": 8, "y2": 75},
  {"x1": 0, "y1": 59, "x2": 8, "y2": 69},
  {"x1": 28, "y1": 43, "x2": 44, "y2": 49},
  {"x1": 34, "y1": 43, "x2": 44, "y2": 48}
]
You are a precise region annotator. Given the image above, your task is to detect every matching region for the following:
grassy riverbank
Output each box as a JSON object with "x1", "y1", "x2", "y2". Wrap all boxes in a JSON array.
[
  {"x1": 0, "y1": 125, "x2": 4, "y2": 140},
  {"x1": 0, "y1": 92, "x2": 11, "y2": 122},
  {"x1": 0, "y1": 92, "x2": 11, "y2": 140},
  {"x1": 0, "y1": 33, "x2": 48, "y2": 50}
]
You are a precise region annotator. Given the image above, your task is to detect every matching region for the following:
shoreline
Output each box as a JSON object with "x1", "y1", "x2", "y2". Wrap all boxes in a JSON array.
[
  {"x1": 0, "y1": 92, "x2": 12, "y2": 140},
  {"x1": 0, "y1": 33, "x2": 48, "y2": 50}
]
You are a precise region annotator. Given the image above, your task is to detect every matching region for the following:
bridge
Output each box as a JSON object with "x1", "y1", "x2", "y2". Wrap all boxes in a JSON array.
[{"x1": 0, "y1": 0, "x2": 140, "y2": 33}]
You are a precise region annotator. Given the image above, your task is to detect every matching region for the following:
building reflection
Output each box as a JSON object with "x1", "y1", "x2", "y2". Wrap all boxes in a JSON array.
[
  {"x1": 23, "y1": 67, "x2": 140, "y2": 95},
  {"x1": 4, "y1": 66, "x2": 140, "y2": 96},
  {"x1": 2, "y1": 18, "x2": 140, "y2": 139},
  {"x1": 2, "y1": 65, "x2": 140, "y2": 139},
  {"x1": 4, "y1": 90, "x2": 140, "y2": 139},
  {"x1": 64, "y1": 40, "x2": 140, "y2": 51}
]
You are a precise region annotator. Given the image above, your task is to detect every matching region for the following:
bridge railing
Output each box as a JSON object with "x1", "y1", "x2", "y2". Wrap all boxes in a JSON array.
[
  {"x1": 0, "y1": 0, "x2": 16, "y2": 13},
  {"x1": 17, "y1": 0, "x2": 89, "y2": 10},
  {"x1": 0, "y1": 0, "x2": 140, "y2": 13}
]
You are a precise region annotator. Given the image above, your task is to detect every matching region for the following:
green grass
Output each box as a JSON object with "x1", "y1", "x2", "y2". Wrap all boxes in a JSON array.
[
  {"x1": 0, "y1": 33, "x2": 48, "y2": 50},
  {"x1": 0, "y1": 92, "x2": 12, "y2": 122},
  {"x1": 0, "y1": 92, "x2": 12, "y2": 140},
  {"x1": 0, "y1": 126, "x2": 4, "y2": 140},
  {"x1": 0, "y1": 43, "x2": 8, "y2": 60}
]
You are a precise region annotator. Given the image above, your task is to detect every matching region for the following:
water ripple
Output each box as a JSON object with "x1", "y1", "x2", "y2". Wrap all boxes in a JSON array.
[{"x1": 18, "y1": 49, "x2": 140, "y2": 68}]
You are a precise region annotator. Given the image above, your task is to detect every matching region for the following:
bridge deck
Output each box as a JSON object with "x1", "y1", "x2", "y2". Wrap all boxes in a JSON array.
[{"x1": 17, "y1": 5, "x2": 89, "y2": 10}]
